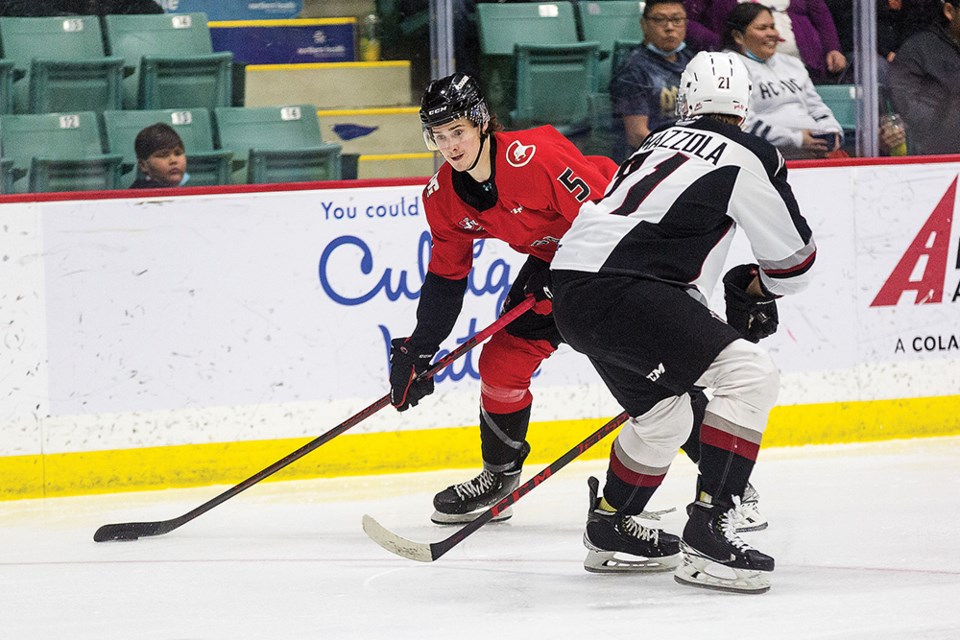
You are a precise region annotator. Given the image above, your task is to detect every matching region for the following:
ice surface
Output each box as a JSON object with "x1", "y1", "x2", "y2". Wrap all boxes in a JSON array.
[{"x1": 1, "y1": 437, "x2": 958, "y2": 639}]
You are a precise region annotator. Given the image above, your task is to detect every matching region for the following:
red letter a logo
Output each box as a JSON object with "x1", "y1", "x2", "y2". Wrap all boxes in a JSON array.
[{"x1": 870, "y1": 177, "x2": 956, "y2": 307}]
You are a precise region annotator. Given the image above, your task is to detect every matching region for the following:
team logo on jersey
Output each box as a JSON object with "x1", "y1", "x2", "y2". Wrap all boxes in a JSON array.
[
  {"x1": 458, "y1": 216, "x2": 483, "y2": 231},
  {"x1": 510, "y1": 206, "x2": 523, "y2": 215},
  {"x1": 506, "y1": 140, "x2": 537, "y2": 167}
]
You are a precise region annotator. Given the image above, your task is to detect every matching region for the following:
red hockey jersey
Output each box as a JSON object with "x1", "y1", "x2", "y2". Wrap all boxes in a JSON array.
[{"x1": 422, "y1": 126, "x2": 618, "y2": 281}]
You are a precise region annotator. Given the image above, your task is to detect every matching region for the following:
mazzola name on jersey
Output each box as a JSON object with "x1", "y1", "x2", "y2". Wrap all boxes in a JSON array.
[{"x1": 638, "y1": 126, "x2": 729, "y2": 165}]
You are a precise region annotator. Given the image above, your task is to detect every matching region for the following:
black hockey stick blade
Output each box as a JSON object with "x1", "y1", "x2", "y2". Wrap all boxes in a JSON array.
[
  {"x1": 362, "y1": 410, "x2": 630, "y2": 562},
  {"x1": 93, "y1": 296, "x2": 536, "y2": 543},
  {"x1": 94, "y1": 518, "x2": 187, "y2": 542}
]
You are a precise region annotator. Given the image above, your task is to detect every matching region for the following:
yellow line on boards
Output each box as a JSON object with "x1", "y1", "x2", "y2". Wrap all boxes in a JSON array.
[
  {"x1": 247, "y1": 61, "x2": 410, "y2": 72},
  {"x1": 359, "y1": 153, "x2": 435, "y2": 162},
  {"x1": 209, "y1": 18, "x2": 356, "y2": 28},
  {"x1": 317, "y1": 108, "x2": 420, "y2": 117},
  {"x1": 2, "y1": 395, "x2": 958, "y2": 501}
]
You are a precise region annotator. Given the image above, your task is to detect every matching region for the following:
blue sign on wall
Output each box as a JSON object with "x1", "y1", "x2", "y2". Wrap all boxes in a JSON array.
[
  {"x1": 211, "y1": 21, "x2": 356, "y2": 64},
  {"x1": 160, "y1": 0, "x2": 303, "y2": 21}
]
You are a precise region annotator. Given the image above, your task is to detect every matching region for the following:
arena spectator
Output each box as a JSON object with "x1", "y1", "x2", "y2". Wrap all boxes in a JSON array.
[
  {"x1": 725, "y1": 3, "x2": 844, "y2": 158},
  {"x1": 609, "y1": 0, "x2": 694, "y2": 162},
  {"x1": 824, "y1": 0, "x2": 942, "y2": 91},
  {"x1": 688, "y1": 0, "x2": 847, "y2": 82},
  {"x1": 130, "y1": 123, "x2": 190, "y2": 189},
  {"x1": 889, "y1": 0, "x2": 960, "y2": 154}
]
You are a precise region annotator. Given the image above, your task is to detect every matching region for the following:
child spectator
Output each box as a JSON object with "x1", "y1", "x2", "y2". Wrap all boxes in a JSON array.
[{"x1": 130, "y1": 123, "x2": 189, "y2": 189}]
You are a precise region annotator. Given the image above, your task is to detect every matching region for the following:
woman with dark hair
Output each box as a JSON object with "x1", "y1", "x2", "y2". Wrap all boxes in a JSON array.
[
  {"x1": 686, "y1": 0, "x2": 846, "y2": 82},
  {"x1": 724, "y1": 2, "x2": 844, "y2": 158}
]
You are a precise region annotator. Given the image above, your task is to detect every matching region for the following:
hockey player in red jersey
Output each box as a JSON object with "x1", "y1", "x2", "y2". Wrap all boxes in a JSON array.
[
  {"x1": 551, "y1": 52, "x2": 816, "y2": 592},
  {"x1": 387, "y1": 72, "x2": 619, "y2": 525}
]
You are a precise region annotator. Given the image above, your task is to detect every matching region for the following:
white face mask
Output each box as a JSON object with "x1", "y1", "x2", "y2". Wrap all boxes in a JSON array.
[{"x1": 646, "y1": 41, "x2": 688, "y2": 57}]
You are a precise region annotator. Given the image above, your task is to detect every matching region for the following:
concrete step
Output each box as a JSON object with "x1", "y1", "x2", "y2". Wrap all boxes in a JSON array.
[
  {"x1": 245, "y1": 61, "x2": 412, "y2": 110},
  {"x1": 357, "y1": 152, "x2": 439, "y2": 179},
  {"x1": 319, "y1": 107, "x2": 424, "y2": 155}
]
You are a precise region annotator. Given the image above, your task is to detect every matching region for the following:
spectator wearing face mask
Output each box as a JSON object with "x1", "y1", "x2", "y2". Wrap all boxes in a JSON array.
[
  {"x1": 686, "y1": 0, "x2": 847, "y2": 82},
  {"x1": 725, "y1": 3, "x2": 844, "y2": 158},
  {"x1": 609, "y1": 0, "x2": 695, "y2": 162}
]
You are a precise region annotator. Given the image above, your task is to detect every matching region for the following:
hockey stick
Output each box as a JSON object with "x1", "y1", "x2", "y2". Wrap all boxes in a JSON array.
[
  {"x1": 93, "y1": 296, "x2": 537, "y2": 542},
  {"x1": 362, "y1": 410, "x2": 630, "y2": 562}
]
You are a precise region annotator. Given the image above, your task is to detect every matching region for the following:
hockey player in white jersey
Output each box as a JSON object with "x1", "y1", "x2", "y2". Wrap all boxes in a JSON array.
[{"x1": 550, "y1": 51, "x2": 816, "y2": 593}]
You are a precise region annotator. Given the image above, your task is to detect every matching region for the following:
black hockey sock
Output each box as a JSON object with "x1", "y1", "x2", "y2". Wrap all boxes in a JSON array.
[
  {"x1": 696, "y1": 444, "x2": 755, "y2": 506},
  {"x1": 601, "y1": 468, "x2": 658, "y2": 515},
  {"x1": 695, "y1": 418, "x2": 762, "y2": 504},
  {"x1": 479, "y1": 404, "x2": 531, "y2": 472}
]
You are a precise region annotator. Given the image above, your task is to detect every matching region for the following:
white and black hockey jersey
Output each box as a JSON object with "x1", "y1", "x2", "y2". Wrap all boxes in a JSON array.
[{"x1": 551, "y1": 116, "x2": 816, "y2": 303}]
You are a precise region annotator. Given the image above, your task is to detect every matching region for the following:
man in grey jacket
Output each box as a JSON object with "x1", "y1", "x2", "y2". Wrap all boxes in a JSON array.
[{"x1": 890, "y1": 0, "x2": 960, "y2": 155}]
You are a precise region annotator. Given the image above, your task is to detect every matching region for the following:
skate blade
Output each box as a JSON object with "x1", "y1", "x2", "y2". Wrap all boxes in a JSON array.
[
  {"x1": 673, "y1": 554, "x2": 771, "y2": 594},
  {"x1": 583, "y1": 549, "x2": 681, "y2": 574},
  {"x1": 430, "y1": 506, "x2": 513, "y2": 525}
]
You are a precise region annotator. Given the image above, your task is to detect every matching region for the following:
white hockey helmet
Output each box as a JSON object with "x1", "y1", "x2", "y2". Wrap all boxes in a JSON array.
[{"x1": 677, "y1": 51, "x2": 752, "y2": 122}]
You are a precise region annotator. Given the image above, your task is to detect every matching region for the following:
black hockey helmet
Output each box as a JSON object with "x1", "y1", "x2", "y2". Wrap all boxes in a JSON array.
[{"x1": 419, "y1": 72, "x2": 490, "y2": 150}]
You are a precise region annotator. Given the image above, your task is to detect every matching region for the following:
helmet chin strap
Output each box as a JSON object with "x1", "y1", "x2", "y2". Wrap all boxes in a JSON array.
[{"x1": 464, "y1": 130, "x2": 488, "y2": 173}]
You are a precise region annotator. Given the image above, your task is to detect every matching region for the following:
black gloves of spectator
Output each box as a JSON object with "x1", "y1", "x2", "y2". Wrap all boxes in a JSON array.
[
  {"x1": 723, "y1": 264, "x2": 779, "y2": 343},
  {"x1": 389, "y1": 338, "x2": 436, "y2": 411}
]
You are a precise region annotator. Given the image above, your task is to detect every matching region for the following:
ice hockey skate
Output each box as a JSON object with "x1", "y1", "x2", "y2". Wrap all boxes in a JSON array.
[
  {"x1": 687, "y1": 482, "x2": 768, "y2": 533},
  {"x1": 582, "y1": 476, "x2": 682, "y2": 573},
  {"x1": 431, "y1": 443, "x2": 529, "y2": 524},
  {"x1": 732, "y1": 482, "x2": 768, "y2": 532},
  {"x1": 675, "y1": 499, "x2": 775, "y2": 594}
]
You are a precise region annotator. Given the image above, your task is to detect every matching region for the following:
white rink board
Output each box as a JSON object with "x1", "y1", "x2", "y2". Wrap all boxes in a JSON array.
[{"x1": 1, "y1": 160, "x2": 959, "y2": 456}]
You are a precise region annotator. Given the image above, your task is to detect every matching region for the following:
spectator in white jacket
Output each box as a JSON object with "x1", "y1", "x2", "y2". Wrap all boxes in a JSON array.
[{"x1": 724, "y1": 2, "x2": 843, "y2": 158}]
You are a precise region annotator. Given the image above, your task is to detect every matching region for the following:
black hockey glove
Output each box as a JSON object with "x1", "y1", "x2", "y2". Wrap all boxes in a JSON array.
[
  {"x1": 722, "y1": 264, "x2": 779, "y2": 343},
  {"x1": 523, "y1": 267, "x2": 553, "y2": 302},
  {"x1": 389, "y1": 338, "x2": 436, "y2": 411}
]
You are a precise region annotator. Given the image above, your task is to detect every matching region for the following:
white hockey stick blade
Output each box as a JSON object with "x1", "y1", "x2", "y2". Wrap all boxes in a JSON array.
[{"x1": 362, "y1": 514, "x2": 434, "y2": 562}]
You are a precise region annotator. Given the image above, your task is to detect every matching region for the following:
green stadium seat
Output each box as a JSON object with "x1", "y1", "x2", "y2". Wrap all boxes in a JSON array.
[
  {"x1": 103, "y1": 108, "x2": 233, "y2": 188},
  {"x1": 815, "y1": 84, "x2": 857, "y2": 133},
  {"x1": 0, "y1": 16, "x2": 123, "y2": 114},
  {"x1": 477, "y1": 2, "x2": 580, "y2": 55},
  {"x1": 103, "y1": 13, "x2": 232, "y2": 110},
  {"x1": 576, "y1": 1, "x2": 644, "y2": 90},
  {"x1": 0, "y1": 157, "x2": 12, "y2": 193},
  {"x1": 0, "y1": 112, "x2": 122, "y2": 193},
  {"x1": 213, "y1": 105, "x2": 342, "y2": 184},
  {"x1": 476, "y1": 2, "x2": 582, "y2": 121},
  {"x1": 0, "y1": 59, "x2": 12, "y2": 114},
  {"x1": 512, "y1": 42, "x2": 601, "y2": 136}
]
